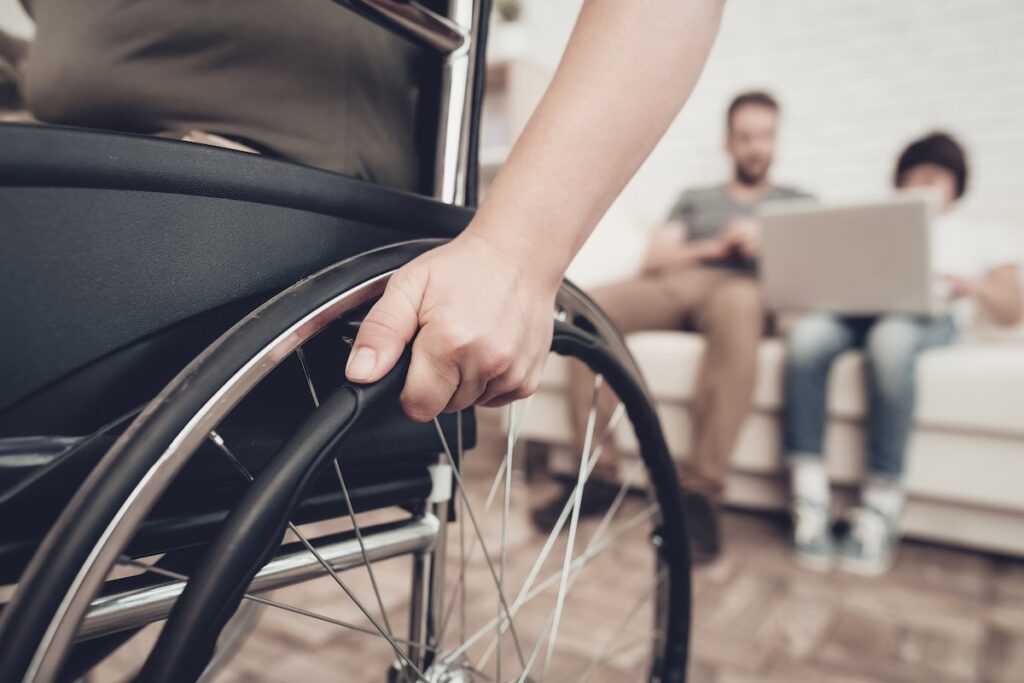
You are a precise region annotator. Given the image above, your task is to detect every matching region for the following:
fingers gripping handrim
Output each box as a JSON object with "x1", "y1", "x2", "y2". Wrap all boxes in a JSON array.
[
  {"x1": 346, "y1": 271, "x2": 423, "y2": 383},
  {"x1": 400, "y1": 330, "x2": 462, "y2": 422}
]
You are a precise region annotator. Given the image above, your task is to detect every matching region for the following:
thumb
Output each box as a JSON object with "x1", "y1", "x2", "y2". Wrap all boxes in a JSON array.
[{"x1": 346, "y1": 271, "x2": 423, "y2": 383}]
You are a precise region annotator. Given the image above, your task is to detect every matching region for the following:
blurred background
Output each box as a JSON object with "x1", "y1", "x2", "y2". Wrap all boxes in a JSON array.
[{"x1": 480, "y1": 0, "x2": 1024, "y2": 285}]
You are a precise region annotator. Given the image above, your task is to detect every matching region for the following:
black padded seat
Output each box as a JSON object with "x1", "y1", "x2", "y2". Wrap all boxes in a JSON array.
[{"x1": 0, "y1": 123, "x2": 473, "y2": 435}]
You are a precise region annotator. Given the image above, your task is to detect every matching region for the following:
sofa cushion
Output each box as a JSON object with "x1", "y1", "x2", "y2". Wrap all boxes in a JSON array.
[{"x1": 538, "y1": 331, "x2": 1024, "y2": 437}]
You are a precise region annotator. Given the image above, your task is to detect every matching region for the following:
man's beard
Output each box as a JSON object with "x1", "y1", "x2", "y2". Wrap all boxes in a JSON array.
[{"x1": 734, "y1": 160, "x2": 769, "y2": 186}]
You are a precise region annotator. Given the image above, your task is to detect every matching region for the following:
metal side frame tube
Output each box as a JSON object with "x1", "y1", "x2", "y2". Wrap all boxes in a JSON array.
[
  {"x1": 405, "y1": 460, "x2": 451, "y2": 674},
  {"x1": 434, "y1": 0, "x2": 478, "y2": 204},
  {"x1": 333, "y1": 0, "x2": 468, "y2": 54},
  {"x1": 78, "y1": 516, "x2": 439, "y2": 642}
]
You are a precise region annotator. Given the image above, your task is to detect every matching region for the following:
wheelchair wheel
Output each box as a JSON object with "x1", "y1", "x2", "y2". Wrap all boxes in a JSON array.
[{"x1": 0, "y1": 240, "x2": 691, "y2": 683}]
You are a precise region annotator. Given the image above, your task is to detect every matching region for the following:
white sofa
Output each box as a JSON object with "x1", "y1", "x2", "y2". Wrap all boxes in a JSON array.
[
  {"x1": 516, "y1": 213, "x2": 1024, "y2": 558},
  {"x1": 519, "y1": 331, "x2": 1024, "y2": 557}
]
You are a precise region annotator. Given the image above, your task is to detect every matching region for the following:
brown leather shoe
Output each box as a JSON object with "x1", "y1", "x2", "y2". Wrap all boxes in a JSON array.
[
  {"x1": 530, "y1": 479, "x2": 623, "y2": 533},
  {"x1": 681, "y1": 490, "x2": 722, "y2": 564}
]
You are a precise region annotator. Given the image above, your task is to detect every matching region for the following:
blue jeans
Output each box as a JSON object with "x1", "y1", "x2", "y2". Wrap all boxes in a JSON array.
[{"x1": 782, "y1": 313, "x2": 957, "y2": 477}]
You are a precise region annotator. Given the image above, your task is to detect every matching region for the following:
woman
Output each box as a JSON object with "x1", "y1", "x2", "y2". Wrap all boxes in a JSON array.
[{"x1": 783, "y1": 133, "x2": 1023, "y2": 575}]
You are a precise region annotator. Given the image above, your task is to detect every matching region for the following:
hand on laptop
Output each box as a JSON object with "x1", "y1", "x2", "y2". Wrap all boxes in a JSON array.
[
  {"x1": 941, "y1": 274, "x2": 980, "y2": 299},
  {"x1": 640, "y1": 225, "x2": 732, "y2": 274},
  {"x1": 722, "y1": 217, "x2": 762, "y2": 258},
  {"x1": 694, "y1": 237, "x2": 733, "y2": 262}
]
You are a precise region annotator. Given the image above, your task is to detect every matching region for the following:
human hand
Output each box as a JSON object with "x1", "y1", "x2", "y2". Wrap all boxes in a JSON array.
[
  {"x1": 694, "y1": 236, "x2": 732, "y2": 262},
  {"x1": 345, "y1": 234, "x2": 558, "y2": 422},
  {"x1": 941, "y1": 274, "x2": 980, "y2": 299},
  {"x1": 721, "y1": 217, "x2": 762, "y2": 258}
]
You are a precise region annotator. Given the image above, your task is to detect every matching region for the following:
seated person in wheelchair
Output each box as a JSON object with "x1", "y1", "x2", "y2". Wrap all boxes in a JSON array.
[
  {"x1": 0, "y1": 4, "x2": 731, "y2": 681},
  {"x1": 540, "y1": 91, "x2": 811, "y2": 564},
  {"x1": 783, "y1": 132, "x2": 1024, "y2": 575},
  {"x1": 11, "y1": 0, "x2": 727, "y2": 428}
]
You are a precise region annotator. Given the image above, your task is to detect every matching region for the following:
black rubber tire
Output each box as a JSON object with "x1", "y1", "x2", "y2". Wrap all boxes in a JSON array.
[
  {"x1": 0, "y1": 240, "x2": 441, "y2": 683},
  {"x1": 142, "y1": 322, "x2": 693, "y2": 683},
  {"x1": 0, "y1": 239, "x2": 692, "y2": 682}
]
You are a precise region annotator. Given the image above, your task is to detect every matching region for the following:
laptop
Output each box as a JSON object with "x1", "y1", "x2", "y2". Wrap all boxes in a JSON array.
[{"x1": 759, "y1": 195, "x2": 947, "y2": 316}]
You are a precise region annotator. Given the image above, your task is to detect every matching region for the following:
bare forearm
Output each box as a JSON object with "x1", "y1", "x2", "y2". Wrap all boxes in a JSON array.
[
  {"x1": 347, "y1": 1, "x2": 722, "y2": 418},
  {"x1": 976, "y1": 268, "x2": 1023, "y2": 325},
  {"x1": 467, "y1": 0, "x2": 724, "y2": 288}
]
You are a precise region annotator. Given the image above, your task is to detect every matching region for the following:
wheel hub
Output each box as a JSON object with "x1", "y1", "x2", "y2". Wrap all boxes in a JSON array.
[{"x1": 425, "y1": 662, "x2": 475, "y2": 683}]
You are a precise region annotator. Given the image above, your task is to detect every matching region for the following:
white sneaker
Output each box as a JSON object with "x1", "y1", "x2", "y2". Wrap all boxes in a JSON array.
[
  {"x1": 838, "y1": 506, "x2": 898, "y2": 576},
  {"x1": 791, "y1": 498, "x2": 834, "y2": 572}
]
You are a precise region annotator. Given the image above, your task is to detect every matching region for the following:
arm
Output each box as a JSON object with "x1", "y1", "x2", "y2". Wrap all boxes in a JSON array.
[
  {"x1": 347, "y1": 0, "x2": 725, "y2": 420},
  {"x1": 640, "y1": 222, "x2": 729, "y2": 275},
  {"x1": 467, "y1": 1, "x2": 725, "y2": 287},
  {"x1": 946, "y1": 264, "x2": 1024, "y2": 326}
]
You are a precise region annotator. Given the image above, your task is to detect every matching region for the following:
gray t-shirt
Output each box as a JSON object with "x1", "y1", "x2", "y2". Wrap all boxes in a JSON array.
[{"x1": 667, "y1": 183, "x2": 812, "y2": 273}]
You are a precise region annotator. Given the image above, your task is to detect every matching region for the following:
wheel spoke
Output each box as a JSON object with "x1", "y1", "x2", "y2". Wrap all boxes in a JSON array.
[
  {"x1": 208, "y1": 430, "x2": 254, "y2": 482},
  {"x1": 557, "y1": 570, "x2": 667, "y2": 683},
  {"x1": 432, "y1": 418, "x2": 527, "y2": 669},
  {"x1": 474, "y1": 401, "x2": 626, "y2": 670},
  {"x1": 442, "y1": 503, "x2": 660, "y2": 669},
  {"x1": 566, "y1": 632, "x2": 657, "y2": 683},
  {"x1": 286, "y1": 523, "x2": 429, "y2": 682},
  {"x1": 117, "y1": 558, "x2": 439, "y2": 654},
  {"x1": 332, "y1": 459, "x2": 394, "y2": 636},
  {"x1": 513, "y1": 402, "x2": 625, "y2": 610},
  {"x1": 496, "y1": 402, "x2": 517, "y2": 683},
  {"x1": 584, "y1": 460, "x2": 641, "y2": 559},
  {"x1": 194, "y1": 334, "x2": 664, "y2": 681},
  {"x1": 436, "y1": 396, "x2": 536, "y2": 648},
  {"x1": 442, "y1": 395, "x2": 622, "y2": 667},
  {"x1": 294, "y1": 347, "x2": 320, "y2": 408},
  {"x1": 513, "y1": 503, "x2": 658, "y2": 683},
  {"x1": 208, "y1": 431, "x2": 427, "y2": 682},
  {"x1": 456, "y1": 409, "x2": 468, "y2": 649},
  {"x1": 297, "y1": 345, "x2": 395, "y2": 638},
  {"x1": 541, "y1": 374, "x2": 603, "y2": 680},
  {"x1": 534, "y1": 504, "x2": 661, "y2": 613}
]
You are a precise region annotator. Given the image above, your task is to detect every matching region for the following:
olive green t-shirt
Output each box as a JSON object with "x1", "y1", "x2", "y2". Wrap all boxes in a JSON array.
[{"x1": 22, "y1": 0, "x2": 442, "y2": 191}]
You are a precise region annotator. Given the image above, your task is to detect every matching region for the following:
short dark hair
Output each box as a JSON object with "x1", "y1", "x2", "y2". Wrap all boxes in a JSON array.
[
  {"x1": 894, "y1": 132, "x2": 969, "y2": 198},
  {"x1": 726, "y1": 91, "x2": 779, "y2": 130}
]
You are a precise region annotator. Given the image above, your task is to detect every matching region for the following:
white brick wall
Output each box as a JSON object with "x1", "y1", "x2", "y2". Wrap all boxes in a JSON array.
[
  {"x1": 0, "y1": 0, "x2": 32, "y2": 38},
  {"x1": 509, "y1": 0, "x2": 1024, "y2": 241}
]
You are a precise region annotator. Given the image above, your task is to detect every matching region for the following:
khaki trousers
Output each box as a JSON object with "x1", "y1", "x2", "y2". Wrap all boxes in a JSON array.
[{"x1": 569, "y1": 267, "x2": 765, "y2": 499}]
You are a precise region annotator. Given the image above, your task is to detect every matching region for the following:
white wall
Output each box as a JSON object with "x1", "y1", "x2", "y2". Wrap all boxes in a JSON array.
[
  {"x1": 0, "y1": 0, "x2": 32, "y2": 37},
  {"x1": 504, "y1": 0, "x2": 1024, "y2": 282}
]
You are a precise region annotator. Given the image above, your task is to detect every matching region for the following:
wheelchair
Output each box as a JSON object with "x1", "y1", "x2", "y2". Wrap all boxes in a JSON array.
[{"x1": 0, "y1": 2, "x2": 692, "y2": 681}]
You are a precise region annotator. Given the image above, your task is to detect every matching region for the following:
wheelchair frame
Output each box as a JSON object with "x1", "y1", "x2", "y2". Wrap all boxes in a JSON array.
[{"x1": 0, "y1": 2, "x2": 692, "y2": 681}]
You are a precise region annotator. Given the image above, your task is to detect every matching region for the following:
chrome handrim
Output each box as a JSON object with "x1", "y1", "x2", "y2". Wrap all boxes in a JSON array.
[{"x1": 10, "y1": 253, "x2": 680, "y2": 682}]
